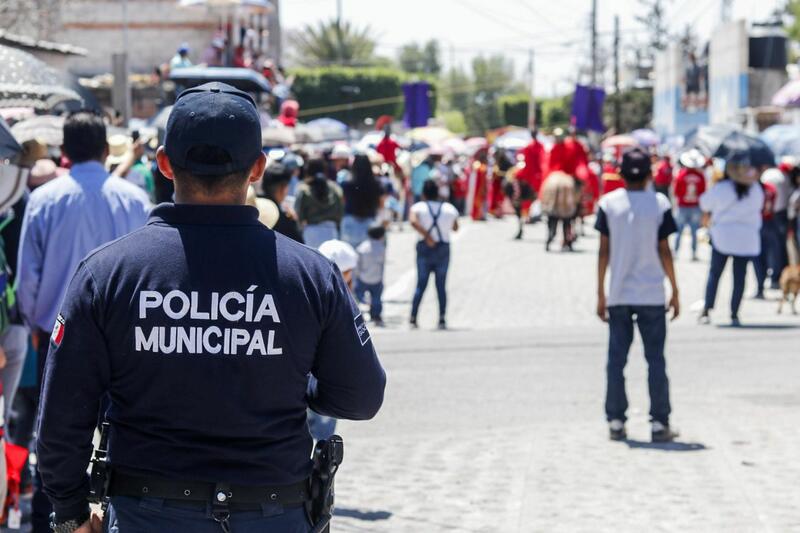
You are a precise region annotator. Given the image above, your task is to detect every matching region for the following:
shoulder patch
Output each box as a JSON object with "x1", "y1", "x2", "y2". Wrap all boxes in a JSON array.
[
  {"x1": 354, "y1": 314, "x2": 371, "y2": 346},
  {"x1": 51, "y1": 314, "x2": 65, "y2": 347}
]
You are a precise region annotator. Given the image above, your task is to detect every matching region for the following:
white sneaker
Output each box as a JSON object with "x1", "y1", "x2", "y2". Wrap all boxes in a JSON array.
[{"x1": 609, "y1": 419, "x2": 626, "y2": 440}]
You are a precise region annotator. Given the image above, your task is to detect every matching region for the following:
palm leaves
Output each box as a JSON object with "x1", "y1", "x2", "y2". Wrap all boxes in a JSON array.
[{"x1": 289, "y1": 18, "x2": 376, "y2": 66}]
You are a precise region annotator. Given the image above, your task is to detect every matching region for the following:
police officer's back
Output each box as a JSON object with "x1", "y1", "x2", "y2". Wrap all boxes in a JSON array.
[{"x1": 37, "y1": 83, "x2": 386, "y2": 533}]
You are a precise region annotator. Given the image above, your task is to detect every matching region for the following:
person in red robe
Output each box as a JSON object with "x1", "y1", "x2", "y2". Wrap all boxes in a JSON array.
[
  {"x1": 468, "y1": 149, "x2": 489, "y2": 221},
  {"x1": 518, "y1": 130, "x2": 546, "y2": 195},
  {"x1": 488, "y1": 149, "x2": 513, "y2": 218},
  {"x1": 653, "y1": 155, "x2": 673, "y2": 197},
  {"x1": 547, "y1": 128, "x2": 589, "y2": 179},
  {"x1": 278, "y1": 99, "x2": 298, "y2": 127}
]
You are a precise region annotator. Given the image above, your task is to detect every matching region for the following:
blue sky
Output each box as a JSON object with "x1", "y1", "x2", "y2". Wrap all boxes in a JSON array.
[{"x1": 282, "y1": 0, "x2": 784, "y2": 96}]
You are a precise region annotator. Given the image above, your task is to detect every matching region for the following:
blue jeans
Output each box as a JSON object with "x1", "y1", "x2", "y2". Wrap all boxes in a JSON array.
[
  {"x1": 355, "y1": 280, "x2": 383, "y2": 319},
  {"x1": 105, "y1": 497, "x2": 310, "y2": 532},
  {"x1": 704, "y1": 248, "x2": 752, "y2": 318},
  {"x1": 674, "y1": 206, "x2": 702, "y2": 255},
  {"x1": 606, "y1": 305, "x2": 671, "y2": 425},
  {"x1": 341, "y1": 215, "x2": 374, "y2": 249},
  {"x1": 302, "y1": 221, "x2": 338, "y2": 250},
  {"x1": 754, "y1": 218, "x2": 779, "y2": 294},
  {"x1": 411, "y1": 242, "x2": 450, "y2": 319}
]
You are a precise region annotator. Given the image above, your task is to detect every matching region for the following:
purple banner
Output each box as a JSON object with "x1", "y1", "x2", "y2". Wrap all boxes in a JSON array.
[
  {"x1": 571, "y1": 85, "x2": 606, "y2": 133},
  {"x1": 403, "y1": 82, "x2": 431, "y2": 129}
]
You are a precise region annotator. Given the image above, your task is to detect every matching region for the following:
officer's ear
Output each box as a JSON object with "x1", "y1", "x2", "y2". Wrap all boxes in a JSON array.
[
  {"x1": 247, "y1": 152, "x2": 267, "y2": 185},
  {"x1": 156, "y1": 147, "x2": 175, "y2": 181}
]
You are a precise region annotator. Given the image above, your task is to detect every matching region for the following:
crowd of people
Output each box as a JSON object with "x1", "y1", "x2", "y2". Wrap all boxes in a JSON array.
[{"x1": 3, "y1": 75, "x2": 800, "y2": 525}]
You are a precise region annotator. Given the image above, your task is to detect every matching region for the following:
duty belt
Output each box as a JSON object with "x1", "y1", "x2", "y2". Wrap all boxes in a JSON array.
[{"x1": 107, "y1": 470, "x2": 310, "y2": 508}]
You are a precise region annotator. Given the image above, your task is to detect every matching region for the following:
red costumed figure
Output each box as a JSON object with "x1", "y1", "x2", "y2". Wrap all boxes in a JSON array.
[
  {"x1": 468, "y1": 148, "x2": 489, "y2": 220},
  {"x1": 517, "y1": 132, "x2": 546, "y2": 207}
]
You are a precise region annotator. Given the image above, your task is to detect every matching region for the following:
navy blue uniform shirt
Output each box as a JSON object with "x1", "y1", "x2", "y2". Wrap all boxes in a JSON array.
[{"x1": 37, "y1": 203, "x2": 386, "y2": 520}]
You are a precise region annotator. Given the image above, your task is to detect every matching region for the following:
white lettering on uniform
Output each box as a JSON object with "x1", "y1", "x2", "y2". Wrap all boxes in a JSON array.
[
  {"x1": 266, "y1": 330, "x2": 283, "y2": 355},
  {"x1": 190, "y1": 292, "x2": 210, "y2": 320},
  {"x1": 139, "y1": 291, "x2": 162, "y2": 319},
  {"x1": 219, "y1": 292, "x2": 245, "y2": 321},
  {"x1": 203, "y1": 326, "x2": 222, "y2": 354},
  {"x1": 247, "y1": 330, "x2": 266, "y2": 355},
  {"x1": 159, "y1": 326, "x2": 177, "y2": 353},
  {"x1": 163, "y1": 290, "x2": 190, "y2": 319},
  {"x1": 254, "y1": 295, "x2": 281, "y2": 323},
  {"x1": 135, "y1": 326, "x2": 158, "y2": 351}
]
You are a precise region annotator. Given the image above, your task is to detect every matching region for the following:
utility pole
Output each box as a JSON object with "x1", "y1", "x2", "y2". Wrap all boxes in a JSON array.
[
  {"x1": 721, "y1": 0, "x2": 733, "y2": 23},
  {"x1": 613, "y1": 14, "x2": 621, "y2": 132},
  {"x1": 590, "y1": 0, "x2": 598, "y2": 86},
  {"x1": 527, "y1": 47, "x2": 536, "y2": 130},
  {"x1": 336, "y1": 0, "x2": 342, "y2": 24}
]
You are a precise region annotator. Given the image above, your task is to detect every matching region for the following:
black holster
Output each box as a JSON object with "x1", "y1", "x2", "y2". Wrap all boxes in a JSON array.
[
  {"x1": 306, "y1": 435, "x2": 344, "y2": 533},
  {"x1": 88, "y1": 422, "x2": 112, "y2": 511}
]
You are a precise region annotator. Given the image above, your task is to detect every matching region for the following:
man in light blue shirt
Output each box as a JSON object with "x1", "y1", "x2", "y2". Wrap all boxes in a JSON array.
[{"x1": 15, "y1": 111, "x2": 150, "y2": 531}]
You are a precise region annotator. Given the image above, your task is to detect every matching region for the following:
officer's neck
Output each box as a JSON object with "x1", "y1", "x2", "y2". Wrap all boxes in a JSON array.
[{"x1": 173, "y1": 184, "x2": 248, "y2": 206}]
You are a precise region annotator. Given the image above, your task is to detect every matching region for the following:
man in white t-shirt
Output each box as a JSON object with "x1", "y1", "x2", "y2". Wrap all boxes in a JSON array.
[
  {"x1": 596, "y1": 148, "x2": 680, "y2": 443},
  {"x1": 409, "y1": 179, "x2": 459, "y2": 329}
]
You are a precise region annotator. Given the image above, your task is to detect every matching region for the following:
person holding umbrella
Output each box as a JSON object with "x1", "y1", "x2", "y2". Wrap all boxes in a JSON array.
[{"x1": 698, "y1": 154, "x2": 764, "y2": 326}]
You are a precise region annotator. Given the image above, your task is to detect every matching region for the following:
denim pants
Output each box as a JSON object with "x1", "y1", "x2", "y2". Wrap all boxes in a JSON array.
[
  {"x1": 355, "y1": 280, "x2": 383, "y2": 319},
  {"x1": 411, "y1": 241, "x2": 450, "y2": 319},
  {"x1": 606, "y1": 305, "x2": 671, "y2": 425},
  {"x1": 105, "y1": 496, "x2": 310, "y2": 532},
  {"x1": 341, "y1": 215, "x2": 374, "y2": 249},
  {"x1": 0, "y1": 324, "x2": 29, "y2": 421},
  {"x1": 754, "y1": 219, "x2": 779, "y2": 294},
  {"x1": 302, "y1": 221, "x2": 338, "y2": 250},
  {"x1": 674, "y1": 206, "x2": 702, "y2": 255},
  {"x1": 704, "y1": 248, "x2": 752, "y2": 318}
]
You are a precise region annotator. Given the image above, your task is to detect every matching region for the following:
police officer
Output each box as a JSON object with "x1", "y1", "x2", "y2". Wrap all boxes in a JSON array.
[{"x1": 37, "y1": 82, "x2": 386, "y2": 533}]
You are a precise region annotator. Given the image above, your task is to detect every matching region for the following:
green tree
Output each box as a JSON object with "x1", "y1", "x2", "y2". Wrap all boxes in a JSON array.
[
  {"x1": 464, "y1": 55, "x2": 516, "y2": 133},
  {"x1": 440, "y1": 66, "x2": 471, "y2": 113},
  {"x1": 538, "y1": 94, "x2": 573, "y2": 130},
  {"x1": 397, "y1": 40, "x2": 441, "y2": 75},
  {"x1": 603, "y1": 89, "x2": 653, "y2": 132},
  {"x1": 288, "y1": 18, "x2": 377, "y2": 66}
]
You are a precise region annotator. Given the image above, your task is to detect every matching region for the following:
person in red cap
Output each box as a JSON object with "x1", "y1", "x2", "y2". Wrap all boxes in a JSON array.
[{"x1": 277, "y1": 99, "x2": 299, "y2": 128}]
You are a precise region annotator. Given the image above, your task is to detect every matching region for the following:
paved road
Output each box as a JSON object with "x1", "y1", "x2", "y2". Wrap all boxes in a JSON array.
[{"x1": 333, "y1": 217, "x2": 800, "y2": 533}]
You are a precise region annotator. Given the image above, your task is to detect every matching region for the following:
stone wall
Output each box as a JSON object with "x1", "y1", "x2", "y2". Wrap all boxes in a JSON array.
[{"x1": 53, "y1": 0, "x2": 220, "y2": 75}]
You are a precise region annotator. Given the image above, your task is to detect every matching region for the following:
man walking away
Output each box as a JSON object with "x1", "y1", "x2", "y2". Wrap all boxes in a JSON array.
[
  {"x1": 596, "y1": 148, "x2": 680, "y2": 443},
  {"x1": 16, "y1": 111, "x2": 150, "y2": 533},
  {"x1": 409, "y1": 179, "x2": 459, "y2": 330}
]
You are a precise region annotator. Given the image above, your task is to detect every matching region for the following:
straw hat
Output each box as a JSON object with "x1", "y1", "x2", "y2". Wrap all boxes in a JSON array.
[{"x1": 106, "y1": 134, "x2": 132, "y2": 168}]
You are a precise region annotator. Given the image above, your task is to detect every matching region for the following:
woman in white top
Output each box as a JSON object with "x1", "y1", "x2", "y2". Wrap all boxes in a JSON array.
[
  {"x1": 698, "y1": 158, "x2": 764, "y2": 326},
  {"x1": 409, "y1": 179, "x2": 459, "y2": 329}
]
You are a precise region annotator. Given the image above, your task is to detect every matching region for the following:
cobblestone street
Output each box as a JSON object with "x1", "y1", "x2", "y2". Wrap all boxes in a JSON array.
[{"x1": 333, "y1": 218, "x2": 800, "y2": 533}]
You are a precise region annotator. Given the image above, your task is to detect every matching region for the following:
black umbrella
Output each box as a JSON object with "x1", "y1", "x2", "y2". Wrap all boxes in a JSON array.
[
  {"x1": 688, "y1": 127, "x2": 775, "y2": 167},
  {"x1": 0, "y1": 119, "x2": 22, "y2": 159},
  {"x1": 0, "y1": 44, "x2": 83, "y2": 110}
]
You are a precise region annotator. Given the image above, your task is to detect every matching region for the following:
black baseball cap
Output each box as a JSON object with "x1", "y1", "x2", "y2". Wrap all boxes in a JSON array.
[
  {"x1": 620, "y1": 148, "x2": 651, "y2": 181},
  {"x1": 165, "y1": 82, "x2": 262, "y2": 175}
]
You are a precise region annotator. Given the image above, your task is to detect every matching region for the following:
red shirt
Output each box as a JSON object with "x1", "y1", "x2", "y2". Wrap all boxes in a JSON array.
[
  {"x1": 672, "y1": 168, "x2": 706, "y2": 207},
  {"x1": 654, "y1": 160, "x2": 673, "y2": 187},
  {"x1": 601, "y1": 173, "x2": 626, "y2": 195},
  {"x1": 762, "y1": 181, "x2": 777, "y2": 221},
  {"x1": 376, "y1": 135, "x2": 399, "y2": 166}
]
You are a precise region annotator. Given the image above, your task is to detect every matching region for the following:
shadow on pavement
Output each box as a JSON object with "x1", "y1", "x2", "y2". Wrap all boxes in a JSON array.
[
  {"x1": 623, "y1": 440, "x2": 708, "y2": 452},
  {"x1": 715, "y1": 323, "x2": 800, "y2": 330},
  {"x1": 334, "y1": 508, "x2": 392, "y2": 521}
]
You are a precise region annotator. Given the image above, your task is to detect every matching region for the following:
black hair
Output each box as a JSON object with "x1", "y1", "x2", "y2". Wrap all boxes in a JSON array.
[
  {"x1": 171, "y1": 145, "x2": 251, "y2": 192},
  {"x1": 305, "y1": 157, "x2": 330, "y2": 201},
  {"x1": 422, "y1": 179, "x2": 439, "y2": 200},
  {"x1": 367, "y1": 225, "x2": 386, "y2": 240},
  {"x1": 62, "y1": 111, "x2": 107, "y2": 163},
  {"x1": 261, "y1": 172, "x2": 291, "y2": 200},
  {"x1": 348, "y1": 154, "x2": 382, "y2": 214}
]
